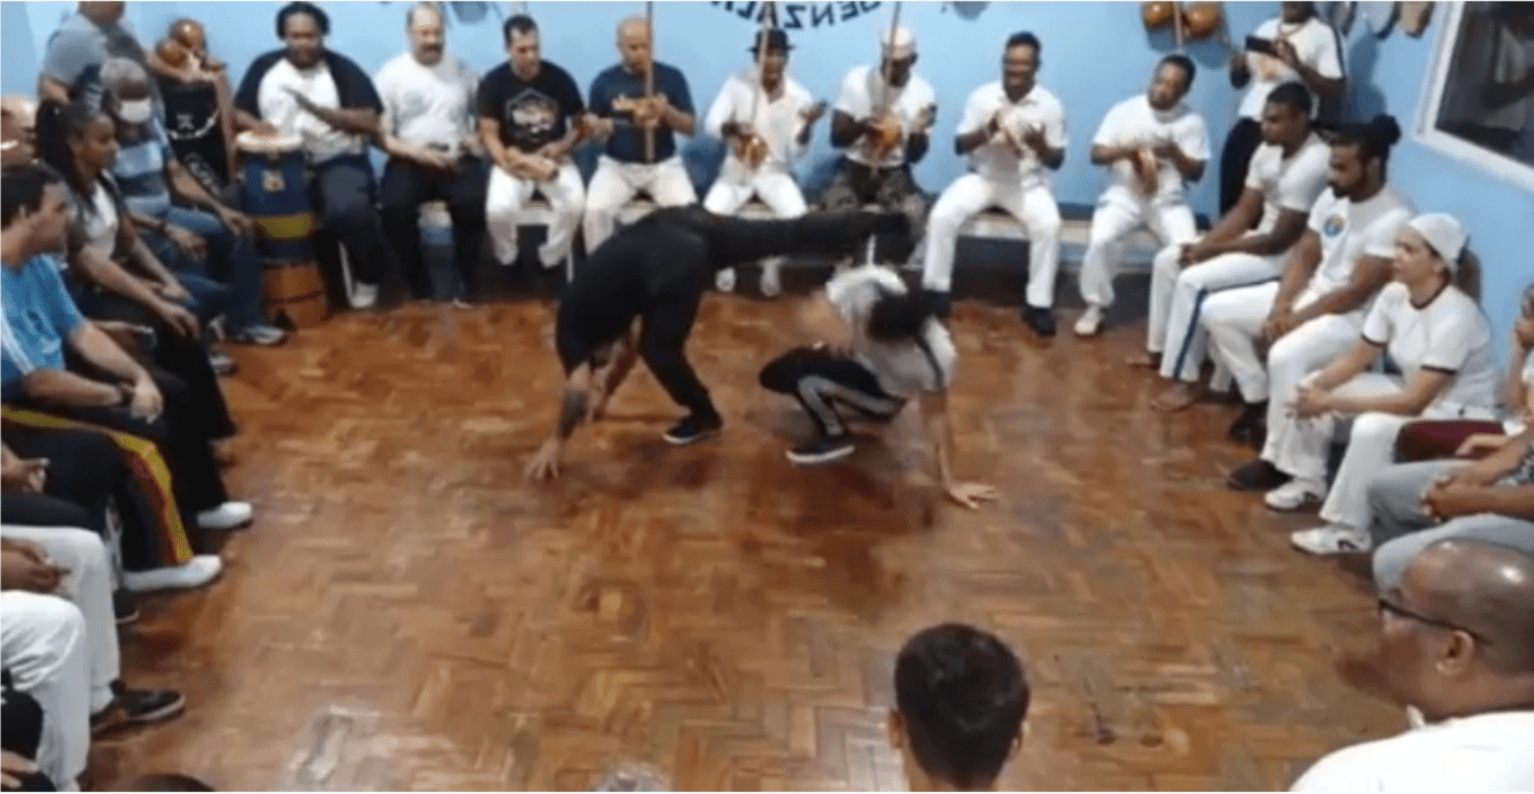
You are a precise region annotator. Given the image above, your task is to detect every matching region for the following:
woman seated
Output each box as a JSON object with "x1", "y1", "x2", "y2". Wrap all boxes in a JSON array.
[{"x1": 1230, "y1": 213, "x2": 1499, "y2": 554}]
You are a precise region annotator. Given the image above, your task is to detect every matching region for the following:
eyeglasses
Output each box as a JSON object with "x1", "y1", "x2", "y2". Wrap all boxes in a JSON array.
[{"x1": 1377, "y1": 597, "x2": 1492, "y2": 645}]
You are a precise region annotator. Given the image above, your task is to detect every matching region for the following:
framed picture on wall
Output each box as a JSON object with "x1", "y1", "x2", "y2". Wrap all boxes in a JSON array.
[{"x1": 1416, "y1": 1, "x2": 1534, "y2": 193}]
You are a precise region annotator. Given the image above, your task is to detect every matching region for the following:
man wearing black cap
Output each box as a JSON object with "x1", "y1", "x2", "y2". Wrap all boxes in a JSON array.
[{"x1": 703, "y1": 28, "x2": 826, "y2": 297}]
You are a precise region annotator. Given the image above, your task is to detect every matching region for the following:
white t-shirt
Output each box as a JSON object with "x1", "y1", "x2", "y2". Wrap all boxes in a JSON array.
[
  {"x1": 375, "y1": 52, "x2": 478, "y2": 157},
  {"x1": 832, "y1": 65, "x2": 938, "y2": 169},
  {"x1": 1291, "y1": 710, "x2": 1534, "y2": 791},
  {"x1": 1244, "y1": 132, "x2": 1331, "y2": 235},
  {"x1": 258, "y1": 58, "x2": 366, "y2": 163},
  {"x1": 1238, "y1": 16, "x2": 1345, "y2": 120},
  {"x1": 825, "y1": 264, "x2": 956, "y2": 399},
  {"x1": 704, "y1": 70, "x2": 816, "y2": 175},
  {"x1": 1092, "y1": 94, "x2": 1210, "y2": 207},
  {"x1": 75, "y1": 182, "x2": 119, "y2": 258},
  {"x1": 956, "y1": 80, "x2": 1067, "y2": 188},
  {"x1": 1361, "y1": 282, "x2": 1498, "y2": 413},
  {"x1": 1301, "y1": 185, "x2": 1413, "y2": 302}
]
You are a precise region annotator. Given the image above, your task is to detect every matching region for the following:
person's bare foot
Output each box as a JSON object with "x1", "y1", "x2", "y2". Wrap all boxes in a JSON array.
[
  {"x1": 1125, "y1": 352, "x2": 1160, "y2": 368},
  {"x1": 1151, "y1": 384, "x2": 1200, "y2": 412}
]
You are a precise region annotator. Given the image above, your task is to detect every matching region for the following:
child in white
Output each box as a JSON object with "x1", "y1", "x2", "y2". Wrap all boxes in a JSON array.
[{"x1": 1268, "y1": 215, "x2": 1499, "y2": 554}]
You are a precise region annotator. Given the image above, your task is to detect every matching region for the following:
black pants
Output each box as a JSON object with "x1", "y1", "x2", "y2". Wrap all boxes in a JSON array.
[
  {"x1": 1219, "y1": 118, "x2": 1264, "y2": 218},
  {"x1": 0, "y1": 427, "x2": 115, "y2": 533},
  {"x1": 759, "y1": 346, "x2": 904, "y2": 437},
  {"x1": 2, "y1": 678, "x2": 54, "y2": 791},
  {"x1": 819, "y1": 158, "x2": 928, "y2": 263},
  {"x1": 379, "y1": 157, "x2": 488, "y2": 299},
  {"x1": 313, "y1": 154, "x2": 395, "y2": 288}
]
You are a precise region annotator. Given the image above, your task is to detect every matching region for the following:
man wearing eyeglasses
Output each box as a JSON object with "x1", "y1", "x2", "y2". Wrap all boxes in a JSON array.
[{"x1": 1292, "y1": 538, "x2": 1534, "y2": 790}]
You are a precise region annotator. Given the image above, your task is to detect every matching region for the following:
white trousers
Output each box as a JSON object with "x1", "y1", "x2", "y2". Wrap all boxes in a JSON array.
[
  {"x1": 921, "y1": 174, "x2": 1063, "y2": 309},
  {"x1": 703, "y1": 164, "x2": 808, "y2": 288},
  {"x1": 582, "y1": 155, "x2": 698, "y2": 253},
  {"x1": 1078, "y1": 196, "x2": 1197, "y2": 310},
  {"x1": 485, "y1": 161, "x2": 586, "y2": 267},
  {"x1": 1150, "y1": 243, "x2": 1285, "y2": 383}
]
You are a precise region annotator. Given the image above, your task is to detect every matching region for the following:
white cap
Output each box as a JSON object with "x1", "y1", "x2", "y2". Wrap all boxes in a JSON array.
[
  {"x1": 880, "y1": 25, "x2": 916, "y2": 61},
  {"x1": 1406, "y1": 212, "x2": 1467, "y2": 270}
]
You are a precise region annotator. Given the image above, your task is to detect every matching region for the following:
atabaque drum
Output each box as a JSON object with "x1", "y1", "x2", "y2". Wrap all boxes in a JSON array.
[{"x1": 236, "y1": 131, "x2": 327, "y2": 327}]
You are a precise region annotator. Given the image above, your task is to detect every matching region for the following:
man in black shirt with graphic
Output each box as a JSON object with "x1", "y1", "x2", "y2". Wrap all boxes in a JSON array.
[{"x1": 477, "y1": 14, "x2": 586, "y2": 274}]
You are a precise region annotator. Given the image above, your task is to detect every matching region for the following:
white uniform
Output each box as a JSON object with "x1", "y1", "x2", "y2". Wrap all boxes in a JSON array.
[
  {"x1": 0, "y1": 525, "x2": 120, "y2": 790},
  {"x1": 1078, "y1": 94, "x2": 1210, "y2": 312},
  {"x1": 1265, "y1": 283, "x2": 1497, "y2": 524},
  {"x1": 833, "y1": 65, "x2": 938, "y2": 170},
  {"x1": 1237, "y1": 16, "x2": 1345, "y2": 122},
  {"x1": 702, "y1": 69, "x2": 817, "y2": 294},
  {"x1": 1152, "y1": 132, "x2": 1331, "y2": 383},
  {"x1": 1291, "y1": 712, "x2": 1534, "y2": 791},
  {"x1": 922, "y1": 81, "x2": 1067, "y2": 310},
  {"x1": 1202, "y1": 185, "x2": 1413, "y2": 435}
]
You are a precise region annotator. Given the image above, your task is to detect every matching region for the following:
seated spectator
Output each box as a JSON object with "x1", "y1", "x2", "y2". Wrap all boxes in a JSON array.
[
  {"x1": 38, "y1": 2, "x2": 152, "y2": 107},
  {"x1": 154, "y1": 18, "x2": 239, "y2": 197},
  {"x1": 2, "y1": 162, "x2": 240, "y2": 586},
  {"x1": 232, "y1": 1, "x2": 394, "y2": 309},
  {"x1": 889, "y1": 623, "x2": 1029, "y2": 791},
  {"x1": 1247, "y1": 214, "x2": 1498, "y2": 555},
  {"x1": 1, "y1": 97, "x2": 37, "y2": 169},
  {"x1": 99, "y1": 57, "x2": 285, "y2": 345},
  {"x1": 1291, "y1": 539, "x2": 1534, "y2": 790}
]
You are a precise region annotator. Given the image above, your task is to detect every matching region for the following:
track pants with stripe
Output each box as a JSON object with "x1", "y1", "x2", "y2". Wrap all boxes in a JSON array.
[
  {"x1": 758, "y1": 346, "x2": 905, "y2": 437},
  {"x1": 1148, "y1": 243, "x2": 1286, "y2": 383}
]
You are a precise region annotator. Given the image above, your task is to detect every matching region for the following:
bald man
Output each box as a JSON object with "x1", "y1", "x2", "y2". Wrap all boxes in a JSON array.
[
  {"x1": 1292, "y1": 539, "x2": 1534, "y2": 791},
  {"x1": 0, "y1": 97, "x2": 37, "y2": 167},
  {"x1": 581, "y1": 16, "x2": 698, "y2": 254}
]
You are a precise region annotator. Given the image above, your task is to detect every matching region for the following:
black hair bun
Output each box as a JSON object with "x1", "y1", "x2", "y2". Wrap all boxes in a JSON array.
[{"x1": 1369, "y1": 114, "x2": 1402, "y2": 146}]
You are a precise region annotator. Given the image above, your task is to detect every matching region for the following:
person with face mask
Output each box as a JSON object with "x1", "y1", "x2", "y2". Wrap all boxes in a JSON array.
[
  {"x1": 377, "y1": 3, "x2": 486, "y2": 305},
  {"x1": 232, "y1": 1, "x2": 394, "y2": 310},
  {"x1": 703, "y1": 28, "x2": 825, "y2": 298},
  {"x1": 1074, "y1": 54, "x2": 1210, "y2": 339}
]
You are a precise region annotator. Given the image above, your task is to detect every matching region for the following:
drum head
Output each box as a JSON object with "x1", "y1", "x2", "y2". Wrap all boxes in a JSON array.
[{"x1": 236, "y1": 130, "x2": 303, "y2": 155}]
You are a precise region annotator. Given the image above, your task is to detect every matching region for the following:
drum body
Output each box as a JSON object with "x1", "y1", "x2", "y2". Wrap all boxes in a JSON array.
[{"x1": 236, "y1": 132, "x2": 327, "y2": 328}]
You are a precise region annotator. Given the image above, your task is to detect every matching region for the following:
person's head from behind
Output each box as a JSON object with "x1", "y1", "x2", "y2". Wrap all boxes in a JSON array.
[
  {"x1": 406, "y1": 2, "x2": 446, "y2": 66},
  {"x1": 35, "y1": 99, "x2": 118, "y2": 185},
  {"x1": 1, "y1": 163, "x2": 71, "y2": 257},
  {"x1": 1378, "y1": 539, "x2": 1534, "y2": 723},
  {"x1": 868, "y1": 290, "x2": 936, "y2": 345},
  {"x1": 616, "y1": 17, "x2": 652, "y2": 75},
  {"x1": 1001, "y1": 32, "x2": 1040, "y2": 98},
  {"x1": 277, "y1": 1, "x2": 328, "y2": 69},
  {"x1": 504, "y1": 15, "x2": 540, "y2": 80},
  {"x1": 1147, "y1": 54, "x2": 1194, "y2": 111},
  {"x1": 1327, "y1": 114, "x2": 1401, "y2": 198},
  {"x1": 1259, "y1": 82, "x2": 1312, "y2": 148},
  {"x1": 889, "y1": 623, "x2": 1029, "y2": 791},
  {"x1": 100, "y1": 57, "x2": 154, "y2": 127},
  {"x1": 1391, "y1": 213, "x2": 1479, "y2": 299}
]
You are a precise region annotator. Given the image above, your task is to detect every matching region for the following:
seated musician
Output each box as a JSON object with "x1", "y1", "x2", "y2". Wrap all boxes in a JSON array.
[
  {"x1": 100, "y1": 57, "x2": 286, "y2": 346},
  {"x1": 232, "y1": 1, "x2": 395, "y2": 309},
  {"x1": 703, "y1": 28, "x2": 825, "y2": 297},
  {"x1": 581, "y1": 16, "x2": 698, "y2": 254},
  {"x1": 152, "y1": 18, "x2": 240, "y2": 197},
  {"x1": 821, "y1": 25, "x2": 937, "y2": 266},
  {"x1": 476, "y1": 14, "x2": 585, "y2": 281}
]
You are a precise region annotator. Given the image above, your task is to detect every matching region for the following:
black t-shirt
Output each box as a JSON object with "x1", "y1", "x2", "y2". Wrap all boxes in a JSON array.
[{"x1": 475, "y1": 61, "x2": 584, "y2": 153}]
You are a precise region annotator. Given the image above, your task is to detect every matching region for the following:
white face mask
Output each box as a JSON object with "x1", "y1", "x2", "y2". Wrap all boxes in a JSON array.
[{"x1": 116, "y1": 99, "x2": 153, "y2": 125}]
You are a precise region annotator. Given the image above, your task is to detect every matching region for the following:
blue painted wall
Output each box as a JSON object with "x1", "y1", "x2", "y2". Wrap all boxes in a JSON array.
[{"x1": 5, "y1": 0, "x2": 1528, "y2": 363}]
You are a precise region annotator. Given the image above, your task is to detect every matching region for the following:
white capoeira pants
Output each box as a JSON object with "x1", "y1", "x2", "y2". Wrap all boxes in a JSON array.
[
  {"x1": 1078, "y1": 195, "x2": 1198, "y2": 311},
  {"x1": 485, "y1": 161, "x2": 586, "y2": 268},
  {"x1": 1150, "y1": 243, "x2": 1285, "y2": 383},
  {"x1": 921, "y1": 174, "x2": 1063, "y2": 310},
  {"x1": 703, "y1": 163, "x2": 808, "y2": 290},
  {"x1": 582, "y1": 155, "x2": 698, "y2": 253},
  {"x1": 1, "y1": 525, "x2": 120, "y2": 790}
]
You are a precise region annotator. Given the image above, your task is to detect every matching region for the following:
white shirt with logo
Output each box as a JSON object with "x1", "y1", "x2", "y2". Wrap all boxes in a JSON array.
[
  {"x1": 957, "y1": 80, "x2": 1068, "y2": 189},
  {"x1": 1300, "y1": 185, "x2": 1413, "y2": 306},
  {"x1": 376, "y1": 52, "x2": 478, "y2": 157}
]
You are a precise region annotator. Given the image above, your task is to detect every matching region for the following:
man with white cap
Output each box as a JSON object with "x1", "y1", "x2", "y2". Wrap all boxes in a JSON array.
[
  {"x1": 821, "y1": 24, "x2": 937, "y2": 266},
  {"x1": 1238, "y1": 213, "x2": 1498, "y2": 556},
  {"x1": 921, "y1": 31, "x2": 1066, "y2": 329},
  {"x1": 703, "y1": 27, "x2": 826, "y2": 297}
]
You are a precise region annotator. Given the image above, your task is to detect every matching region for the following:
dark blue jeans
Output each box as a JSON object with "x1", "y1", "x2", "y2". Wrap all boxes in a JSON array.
[{"x1": 139, "y1": 205, "x2": 264, "y2": 330}]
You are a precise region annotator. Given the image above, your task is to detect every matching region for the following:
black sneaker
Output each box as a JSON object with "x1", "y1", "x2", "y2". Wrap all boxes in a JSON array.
[
  {"x1": 1227, "y1": 458, "x2": 1291, "y2": 492},
  {"x1": 662, "y1": 413, "x2": 722, "y2": 446},
  {"x1": 113, "y1": 590, "x2": 140, "y2": 625},
  {"x1": 91, "y1": 687, "x2": 185, "y2": 735},
  {"x1": 1228, "y1": 401, "x2": 1268, "y2": 448},
  {"x1": 208, "y1": 349, "x2": 237, "y2": 376},
  {"x1": 1022, "y1": 305, "x2": 1056, "y2": 337},
  {"x1": 786, "y1": 434, "x2": 856, "y2": 465},
  {"x1": 226, "y1": 323, "x2": 288, "y2": 346}
]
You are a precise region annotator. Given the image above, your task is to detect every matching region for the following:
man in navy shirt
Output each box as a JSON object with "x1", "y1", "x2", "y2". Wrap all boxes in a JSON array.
[{"x1": 581, "y1": 16, "x2": 698, "y2": 253}]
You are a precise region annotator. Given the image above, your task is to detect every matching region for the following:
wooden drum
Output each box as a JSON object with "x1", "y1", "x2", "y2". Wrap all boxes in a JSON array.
[{"x1": 236, "y1": 131, "x2": 327, "y2": 328}]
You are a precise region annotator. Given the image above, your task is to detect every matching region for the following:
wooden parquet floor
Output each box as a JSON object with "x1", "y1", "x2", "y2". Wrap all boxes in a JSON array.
[{"x1": 94, "y1": 292, "x2": 1400, "y2": 791}]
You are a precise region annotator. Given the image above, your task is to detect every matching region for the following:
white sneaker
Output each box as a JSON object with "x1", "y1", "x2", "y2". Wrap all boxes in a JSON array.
[
  {"x1": 351, "y1": 282, "x2": 379, "y2": 309},
  {"x1": 1264, "y1": 477, "x2": 1327, "y2": 511},
  {"x1": 1074, "y1": 305, "x2": 1105, "y2": 337},
  {"x1": 759, "y1": 264, "x2": 782, "y2": 298},
  {"x1": 197, "y1": 501, "x2": 253, "y2": 531},
  {"x1": 122, "y1": 554, "x2": 222, "y2": 593},
  {"x1": 715, "y1": 268, "x2": 736, "y2": 292},
  {"x1": 1291, "y1": 524, "x2": 1372, "y2": 555}
]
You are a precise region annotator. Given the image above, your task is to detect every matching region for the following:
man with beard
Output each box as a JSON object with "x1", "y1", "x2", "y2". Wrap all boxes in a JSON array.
[{"x1": 523, "y1": 207, "x2": 908, "y2": 481}]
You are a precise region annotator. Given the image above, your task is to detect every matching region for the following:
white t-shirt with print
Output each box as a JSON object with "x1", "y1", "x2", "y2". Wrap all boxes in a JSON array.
[
  {"x1": 1092, "y1": 93, "x2": 1210, "y2": 207},
  {"x1": 375, "y1": 52, "x2": 478, "y2": 157},
  {"x1": 957, "y1": 81, "x2": 1067, "y2": 188},
  {"x1": 833, "y1": 65, "x2": 937, "y2": 170},
  {"x1": 1300, "y1": 185, "x2": 1412, "y2": 304},
  {"x1": 1291, "y1": 710, "x2": 1534, "y2": 791},
  {"x1": 1238, "y1": 16, "x2": 1345, "y2": 120},
  {"x1": 825, "y1": 264, "x2": 956, "y2": 399},
  {"x1": 1361, "y1": 282, "x2": 1498, "y2": 414},
  {"x1": 704, "y1": 69, "x2": 817, "y2": 175},
  {"x1": 1244, "y1": 132, "x2": 1331, "y2": 235},
  {"x1": 258, "y1": 58, "x2": 365, "y2": 163}
]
